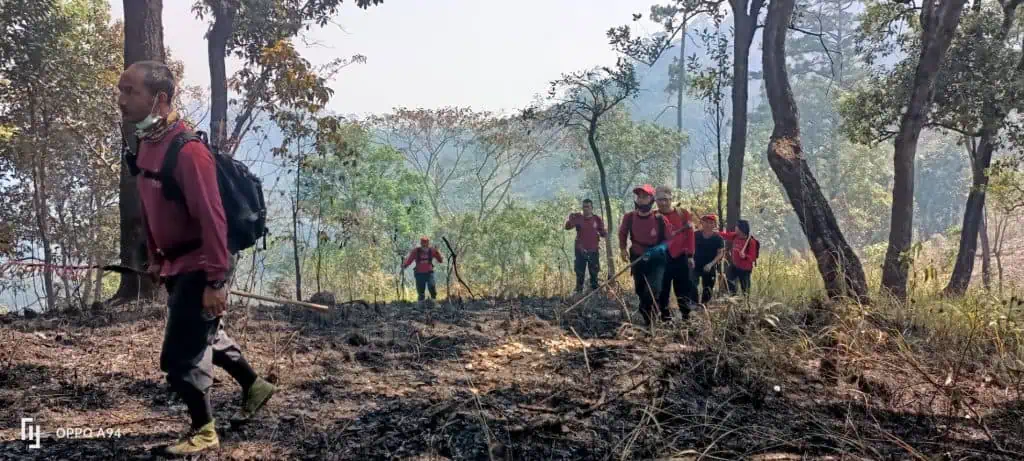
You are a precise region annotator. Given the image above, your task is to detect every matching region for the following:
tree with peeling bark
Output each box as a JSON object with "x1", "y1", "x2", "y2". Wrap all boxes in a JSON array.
[
  {"x1": 762, "y1": 0, "x2": 870, "y2": 302},
  {"x1": 191, "y1": 0, "x2": 381, "y2": 153},
  {"x1": 842, "y1": 0, "x2": 1022, "y2": 296},
  {"x1": 529, "y1": 59, "x2": 644, "y2": 279}
]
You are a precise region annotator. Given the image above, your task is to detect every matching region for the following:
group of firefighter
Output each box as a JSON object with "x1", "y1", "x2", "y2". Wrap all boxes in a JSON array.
[
  {"x1": 402, "y1": 184, "x2": 760, "y2": 325},
  {"x1": 563, "y1": 184, "x2": 759, "y2": 325}
]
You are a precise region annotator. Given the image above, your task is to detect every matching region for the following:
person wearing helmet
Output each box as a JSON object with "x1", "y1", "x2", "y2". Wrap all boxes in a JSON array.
[
  {"x1": 402, "y1": 236, "x2": 444, "y2": 305},
  {"x1": 618, "y1": 184, "x2": 672, "y2": 326}
]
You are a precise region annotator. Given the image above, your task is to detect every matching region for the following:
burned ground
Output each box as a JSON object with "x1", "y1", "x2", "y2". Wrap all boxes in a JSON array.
[{"x1": 0, "y1": 295, "x2": 1021, "y2": 460}]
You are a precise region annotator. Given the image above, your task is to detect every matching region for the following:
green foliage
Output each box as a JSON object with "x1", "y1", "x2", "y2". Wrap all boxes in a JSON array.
[
  {"x1": 569, "y1": 107, "x2": 686, "y2": 204},
  {"x1": 0, "y1": 0, "x2": 122, "y2": 308},
  {"x1": 842, "y1": 3, "x2": 1024, "y2": 145}
]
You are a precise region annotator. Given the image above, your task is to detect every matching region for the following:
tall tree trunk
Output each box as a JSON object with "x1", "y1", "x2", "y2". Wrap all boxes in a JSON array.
[
  {"x1": 881, "y1": 0, "x2": 967, "y2": 300},
  {"x1": 113, "y1": 0, "x2": 164, "y2": 303},
  {"x1": 588, "y1": 118, "x2": 617, "y2": 279},
  {"x1": 28, "y1": 95, "x2": 56, "y2": 312},
  {"x1": 945, "y1": 136, "x2": 994, "y2": 295},
  {"x1": 762, "y1": 0, "x2": 869, "y2": 303},
  {"x1": 292, "y1": 151, "x2": 303, "y2": 301},
  {"x1": 207, "y1": 0, "x2": 235, "y2": 151},
  {"x1": 716, "y1": 110, "x2": 723, "y2": 230},
  {"x1": 980, "y1": 206, "x2": 991, "y2": 290},
  {"x1": 676, "y1": 23, "x2": 686, "y2": 189},
  {"x1": 725, "y1": 0, "x2": 765, "y2": 230},
  {"x1": 945, "y1": 1, "x2": 1022, "y2": 296}
]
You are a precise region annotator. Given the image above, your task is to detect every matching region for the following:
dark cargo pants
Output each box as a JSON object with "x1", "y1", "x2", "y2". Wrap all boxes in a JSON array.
[
  {"x1": 658, "y1": 255, "x2": 694, "y2": 320},
  {"x1": 630, "y1": 254, "x2": 664, "y2": 326},
  {"x1": 414, "y1": 271, "x2": 437, "y2": 300},
  {"x1": 161, "y1": 271, "x2": 257, "y2": 428},
  {"x1": 574, "y1": 249, "x2": 600, "y2": 292}
]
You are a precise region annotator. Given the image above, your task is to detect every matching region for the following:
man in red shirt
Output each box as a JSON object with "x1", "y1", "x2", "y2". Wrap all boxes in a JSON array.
[
  {"x1": 720, "y1": 219, "x2": 759, "y2": 295},
  {"x1": 654, "y1": 186, "x2": 696, "y2": 321},
  {"x1": 565, "y1": 198, "x2": 607, "y2": 294},
  {"x1": 402, "y1": 236, "x2": 444, "y2": 305},
  {"x1": 118, "y1": 61, "x2": 274, "y2": 455},
  {"x1": 618, "y1": 184, "x2": 672, "y2": 326}
]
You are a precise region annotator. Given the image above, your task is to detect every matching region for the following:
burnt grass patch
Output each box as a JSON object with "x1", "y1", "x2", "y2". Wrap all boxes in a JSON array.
[{"x1": 1, "y1": 295, "x2": 1022, "y2": 460}]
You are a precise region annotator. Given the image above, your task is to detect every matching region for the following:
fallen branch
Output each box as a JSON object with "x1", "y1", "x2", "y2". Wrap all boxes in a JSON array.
[
  {"x1": 510, "y1": 375, "x2": 653, "y2": 434},
  {"x1": 569, "y1": 326, "x2": 592, "y2": 377},
  {"x1": 441, "y1": 236, "x2": 475, "y2": 299}
]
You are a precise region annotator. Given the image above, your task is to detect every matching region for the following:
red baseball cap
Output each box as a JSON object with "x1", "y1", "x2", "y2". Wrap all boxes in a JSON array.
[
  {"x1": 632, "y1": 184, "x2": 655, "y2": 197},
  {"x1": 701, "y1": 214, "x2": 717, "y2": 222}
]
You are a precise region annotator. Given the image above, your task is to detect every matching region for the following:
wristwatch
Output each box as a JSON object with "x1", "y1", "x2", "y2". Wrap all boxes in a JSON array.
[{"x1": 207, "y1": 280, "x2": 226, "y2": 289}]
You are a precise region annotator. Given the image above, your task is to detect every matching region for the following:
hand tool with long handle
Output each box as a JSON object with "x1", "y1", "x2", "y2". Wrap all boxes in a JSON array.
[{"x1": 563, "y1": 256, "x2": 643, "y2": 314}]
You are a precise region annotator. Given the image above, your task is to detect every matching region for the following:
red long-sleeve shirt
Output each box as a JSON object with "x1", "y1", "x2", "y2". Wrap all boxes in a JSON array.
[
  {"x1": 138, "y1": 121, "x2": 230, "y2": 282},
  {"x1": 720, "y1": 231, "x2": 759, "y2": 271},
  {"x1": 618, "y1": 211, "x2": 671, "y2": 257},
  {"x1": 659, "y1": 209, "x2": 694, "y2": 258},
  {"x1": 564, "y1": 213, "x2": 607, "y2": 252},
  {"x1": 403, "y1": 246, "x2": 443, "y2": 273}
]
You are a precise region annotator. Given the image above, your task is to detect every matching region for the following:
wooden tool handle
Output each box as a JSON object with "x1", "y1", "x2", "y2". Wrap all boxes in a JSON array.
[{"x1": 229, "y1": 289, "x2": 330, "y2": 312}]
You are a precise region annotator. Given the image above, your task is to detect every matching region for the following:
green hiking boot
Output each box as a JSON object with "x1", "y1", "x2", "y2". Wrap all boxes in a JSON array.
[
  {"x1": 231, "y1": 377, "x2": 276, "y2": 423},
  {"x1": 164, "y1": 420, "x2": 219, "y2": 456}
]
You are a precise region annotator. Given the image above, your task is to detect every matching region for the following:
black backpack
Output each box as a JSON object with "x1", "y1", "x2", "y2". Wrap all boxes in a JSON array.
[{"x1": 124, "y1": 130, "x2": 268, "y2": 256}]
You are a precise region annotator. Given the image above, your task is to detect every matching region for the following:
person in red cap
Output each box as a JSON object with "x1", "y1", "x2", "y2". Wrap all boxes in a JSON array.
[
  {"x1": 565, "y1": 198, "x2": 608, "y2": 294},
  {"x1": 402, "y1": 236, "x2": 443, "y2": 305},
  {"x1": 618, "y1": 184, "x2": 672, "y2": 326},
  {"x1": 693, "y1": 214, "x2": 726, "y2": 304},
  {"x1": 654, "y1": 186, "x2": 696, "y2": 321},
  {"x1": 720, "y1": 219, "x2": 759, "y2": 294}
]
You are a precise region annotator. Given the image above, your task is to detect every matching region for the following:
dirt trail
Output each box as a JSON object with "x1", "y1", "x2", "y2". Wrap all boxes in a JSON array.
[{"x1": 0, "y1": 297, "x2": 1020, "y2": 460}]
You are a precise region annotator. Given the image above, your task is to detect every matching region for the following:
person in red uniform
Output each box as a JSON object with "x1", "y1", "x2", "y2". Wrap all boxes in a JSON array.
[
  {"x1": 654, "y1": 186, "x2": 696, "y2": 321},
  {"x1": 565, "y1": 198, "x2": 607, "y2": 294},
  {"x1": 119, "y1": 60, "x2": 274, "y2": 456},
  {"x1": 618, "y1": 184, "x2": 672, "y2": 326},
  {"x1": 402, "y1": 236, "x2": 444, "y2": 304},
  {"x1": 720, "y1": 219, "x2": 759, "y2": 295}
]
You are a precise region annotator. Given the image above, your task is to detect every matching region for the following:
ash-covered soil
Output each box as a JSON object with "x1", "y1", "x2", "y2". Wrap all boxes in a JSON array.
[{"x1": 0, "y1": 295, "x2": 1021, "y2": 460}]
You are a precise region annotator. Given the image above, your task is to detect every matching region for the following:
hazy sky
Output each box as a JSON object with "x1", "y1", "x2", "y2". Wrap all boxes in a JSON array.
[{"x1": 109, "y1": 0, "x2": 661, "y2": 117}]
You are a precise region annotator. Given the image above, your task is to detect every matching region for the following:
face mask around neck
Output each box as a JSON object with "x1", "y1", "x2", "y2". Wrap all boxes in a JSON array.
[{"x1": 135, "y1": 97, "x2": 163, "y2": 137}]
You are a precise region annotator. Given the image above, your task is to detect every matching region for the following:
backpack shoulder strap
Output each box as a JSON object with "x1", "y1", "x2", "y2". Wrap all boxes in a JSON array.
[
  {"x1": 158, "y1": 131, "x2": 203, "y2": 205},
  {"x1": 122, "y1": 136, "x2": 142, "y2": 176},
  {"x1": 658, "y1": 216, "x2": 665, "y2": 243}
]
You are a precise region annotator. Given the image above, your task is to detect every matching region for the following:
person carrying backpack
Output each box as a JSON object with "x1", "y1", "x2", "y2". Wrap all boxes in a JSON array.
[
  {"x1": 720, "y1": 219, "x2": 759, "y2": 295},
  {"x1": 564, "y1": 198, "x2": 607, "y2": 294},
  {"x1": 618, "y1": 184, "x2": 672, "y2": 326},
  {"x1": 118, "y1": 60, "x2": 274, "y2": 456},
  {"x1": 402, "y1": 236, "x2": 443, "y2": 305}
]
